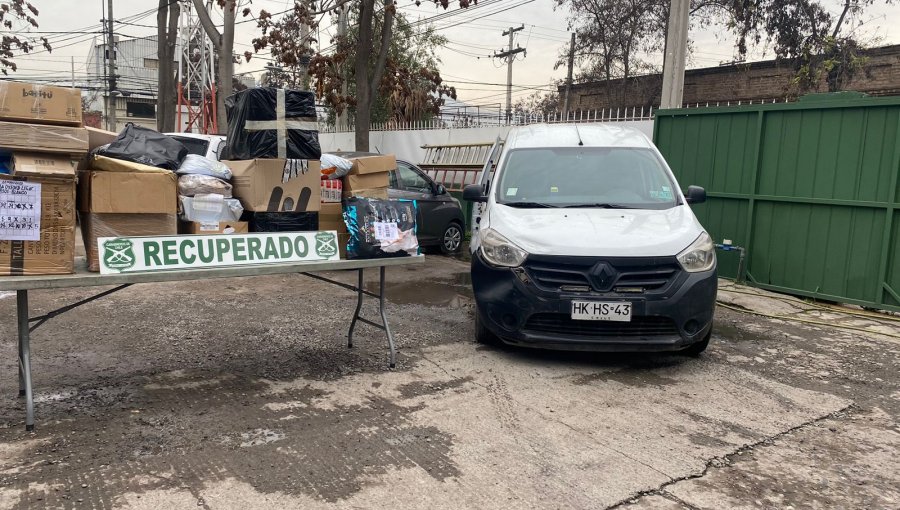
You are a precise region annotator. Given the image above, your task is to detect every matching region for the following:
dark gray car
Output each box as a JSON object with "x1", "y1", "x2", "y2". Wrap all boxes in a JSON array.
[{"x1": 334, "y1": 152, "x2": 466, "y2": 254}]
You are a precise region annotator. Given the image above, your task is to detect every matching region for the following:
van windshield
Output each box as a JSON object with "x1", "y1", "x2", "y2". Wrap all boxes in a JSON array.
[{"x1": 495, "y1": 147, "x2": 679, "y2": 210}]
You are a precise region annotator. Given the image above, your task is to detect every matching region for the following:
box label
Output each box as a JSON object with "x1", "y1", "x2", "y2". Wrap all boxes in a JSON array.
[
  {"x1": 98, "y1": 231, "x2": 341, "y2": 274},
  {"x1": 0, "y1": 180, "x2": 41, "y2": 241}
]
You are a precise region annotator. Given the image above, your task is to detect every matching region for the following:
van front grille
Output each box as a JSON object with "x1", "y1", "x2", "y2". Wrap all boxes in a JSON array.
[{"x1": 524, "y1": 256, "x2": 681, "y2": 293}]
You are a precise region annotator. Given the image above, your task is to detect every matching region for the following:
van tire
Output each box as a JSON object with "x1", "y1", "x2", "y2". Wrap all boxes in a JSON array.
[
  {"x1": 475, "y1": 309, "x2": 499, "y2": 345},
  {"x1": 681, "y1": 330, "x2": 711, "y2": 357}
]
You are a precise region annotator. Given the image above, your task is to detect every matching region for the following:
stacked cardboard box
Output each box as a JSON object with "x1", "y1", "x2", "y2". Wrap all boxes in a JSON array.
[
  {"x1": 342, "y1": 155, "x2": 394, "y2": 200},
  {"x1": 0, "y1": 82, "x2": 88, "y2": 275},
  {"x1": 226, "y1": 158, "x2": 321, "y2": 232},
  {"x1": 79, "y1": 171, "x2": 178, "y2": 272},
  {"x1": 318, "y1": 202, "x2": 349, "y2": 259},
  {"x1": 223, "y1": 88, "x2": 323, "y2": 233}
]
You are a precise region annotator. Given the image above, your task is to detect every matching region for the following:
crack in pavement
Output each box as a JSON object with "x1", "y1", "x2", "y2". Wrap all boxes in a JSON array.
[
  {"x1": 604, "y1": 403, "x2": 858, "y2": 510},
  {"x1": 660, "y1": 491, "x2": 702, "y2": 510}
]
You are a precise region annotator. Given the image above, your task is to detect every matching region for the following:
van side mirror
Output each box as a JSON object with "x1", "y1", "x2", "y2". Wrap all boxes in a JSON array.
[
  {"x1": 463, "y1": 184, "x2": 487, "y2": 203},
  {"x1": 685, "y1": 185, "x2": 706, "y2": 205}
]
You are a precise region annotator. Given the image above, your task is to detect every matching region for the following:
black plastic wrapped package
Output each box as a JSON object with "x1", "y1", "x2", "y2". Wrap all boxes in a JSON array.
[
  {"x1": 245, "y1": 211, "x2": 319, "y2": 232},
  {"x1": 342, "y1": 198, "x2": 419, "y2": 259},
  {"x1": 225, "y1": 87, "x2": 322, "y2": 160},
  {"x1": 96, "y1": 123, "x2": 188, "y2": 170}
]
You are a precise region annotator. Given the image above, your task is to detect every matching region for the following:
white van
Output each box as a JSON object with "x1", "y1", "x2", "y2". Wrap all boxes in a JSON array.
[{"x1": 463, "y1": 124, "x2": 716, "y2": 355}]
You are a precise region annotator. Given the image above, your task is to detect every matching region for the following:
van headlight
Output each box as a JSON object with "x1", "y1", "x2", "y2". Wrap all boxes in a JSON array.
[
  {"x1": 677, "y1": 232, "x2": 716, "y2": 272},
  {"x1": 480, "y1": 229, "x2": 528, "y2": 267}
]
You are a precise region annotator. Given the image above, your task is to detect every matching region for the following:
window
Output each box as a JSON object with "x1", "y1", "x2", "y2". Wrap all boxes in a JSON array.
[
  {"x1": 125, "y1": 101, "x2": 155, "y2": 119},
  {"x1": 496, "y1": 147, "x2": 678, "y2": 210},
  {"x1": 169, "y1": 136, "x2": 210, "y2": 156},
  {"x1": 397, "y1": 162, "x2": 431, "y2": 192},
  {"x1": 143, "y1": 58, "x2": 159, "y2": 69}
]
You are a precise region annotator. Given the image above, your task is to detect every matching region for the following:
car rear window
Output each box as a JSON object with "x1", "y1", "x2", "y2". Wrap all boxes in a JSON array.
[{"x1": 170, "y1": 136, "x2": 210, "y2": 157}]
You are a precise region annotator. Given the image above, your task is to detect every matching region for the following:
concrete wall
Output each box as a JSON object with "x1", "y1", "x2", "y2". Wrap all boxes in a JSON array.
[
  {"x1": 565, "y1": 44, "x2": 900, "y2": 111},
  {"x1": 318, "y1": 121, "x2": 655, "y2": 164}
]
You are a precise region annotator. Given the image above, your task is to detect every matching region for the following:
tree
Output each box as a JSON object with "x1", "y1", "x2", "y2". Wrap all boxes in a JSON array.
[
  {"x1": 193, "y1": 0, "x2": 238, "y2": 134},
  {"x1": 725, "y1": 0, "x2": 893, "y2": 93},
  {"x1": 555, "y1": 0, "x2": 669, "y2": 105},
  {"x1": 305, "y1": 8, "x2": 454, "y2": 126},
  {"x1": 557, "y1": 0, "x2": 893, "y2": 99},
  {"x1": 156, "y1": 0, "x2": 180, "y2": 132},
  {"x1": 513, "y1": 90, "x2": 560, "y2": 118},
  {"x1": 1, "y1": 0, "x2": 50, "y2": 75},
  {"x1": 253, "y1": 0, "x2": 470, "y2": 151}
]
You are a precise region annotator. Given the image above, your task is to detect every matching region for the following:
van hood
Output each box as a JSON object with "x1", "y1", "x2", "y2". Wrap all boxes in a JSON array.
[{"x1": 486, "y1": 204, "x2": 703, "y2": 257}]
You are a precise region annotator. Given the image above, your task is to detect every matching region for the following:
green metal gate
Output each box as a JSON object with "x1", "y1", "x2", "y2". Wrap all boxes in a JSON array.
[{"x1": 654, "y1": 93, "x2": 900, "y2": 312}]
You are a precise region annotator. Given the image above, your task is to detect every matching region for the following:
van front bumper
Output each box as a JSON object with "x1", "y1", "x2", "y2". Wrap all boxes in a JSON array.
[{"x1": 471, "y1": 252, "x2": 717, "y2": 351}]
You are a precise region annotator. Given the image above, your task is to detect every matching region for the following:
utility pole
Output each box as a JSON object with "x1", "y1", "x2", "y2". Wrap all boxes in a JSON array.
[
  {"x1": 660, "y1": 0, "x2": 689, "y2": 109},
  {"x1": 105, "y1": 0, "x2": 117, "y2": 131},
  {"x1": 562, "y1": 32, "x2": 576, "y2": 120},
  {"x1": 336, "y1": 4, "x2": 349, "y2": 131},
  {"x1": 493, "y1": 25, "x2": 525, "y2": 123}
]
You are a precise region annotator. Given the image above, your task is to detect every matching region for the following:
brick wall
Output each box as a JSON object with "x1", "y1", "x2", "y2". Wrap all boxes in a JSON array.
[{"x1": 562, "y1": 45, "x2": 900, "y2": 111}]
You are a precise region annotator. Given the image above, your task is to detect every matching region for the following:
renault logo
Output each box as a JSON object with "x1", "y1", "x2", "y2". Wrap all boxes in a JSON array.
[{"x1": 592, "y1": 262, "x2": 617, "y2": 290}]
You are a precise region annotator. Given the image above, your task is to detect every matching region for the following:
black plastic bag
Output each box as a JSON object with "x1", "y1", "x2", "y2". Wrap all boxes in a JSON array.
[
  {"x1": 343, "y1": 198, "x2": 418, "y2": 259},
  {"x1": 96, "y1": 123, "x2": 188, "y2": 170},
  {"x1": 225, "y1": 87, "x2": 321, "y2": 160}
]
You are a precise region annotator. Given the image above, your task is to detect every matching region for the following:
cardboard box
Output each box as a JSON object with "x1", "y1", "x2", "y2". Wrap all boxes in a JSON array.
[
  {"x1": 342, "y1": 187, "x2": 389, "y2": 200},
  {"x1": 85, "y1": 127, "x2": 118, "y2": 151},
  {"x1": 0, "y1": 120, "x2": 89, "y2": 154},
  {"x1": 0, "y1": 81, "x2": 82, "y2": 126},
  {"x1": 10, "y1": 152, "x2": 78, "y2": 178},
  {"x1": 318, "y1": 202, "x2": 347, "y2": 233},
  {"x1": 227, "y1": 159, "x2": 321, "y2": 212},
  {"x1": 349, "y1": 154, "x2": 397, "y2": 175},
  {"x1": 0, "y1": 159, "x2": 76, "y2": 275},
  {"x1": 81, "y1": 213, "x2": 177, "y2": 272},
  {"x1": 79, "y1": 171, "x2": 177, "y2": 214},
  {"x1": 179, "y1": 221, "x2": 249, "y2": 235},
  {"x1": 342, "y1": 172, "x2": 389, "y2": 199}
]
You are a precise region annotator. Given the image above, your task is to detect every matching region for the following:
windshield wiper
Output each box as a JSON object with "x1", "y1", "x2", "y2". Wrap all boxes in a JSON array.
[
  {"x1": 503, "y1": 201, "x2": 558, "y2": 208},
  {"x1": 563, "y1": 203, "x2": 635, "y2": 209}
]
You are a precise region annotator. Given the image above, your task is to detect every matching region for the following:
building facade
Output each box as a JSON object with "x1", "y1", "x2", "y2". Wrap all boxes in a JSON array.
[{"x1": 86, "y1": 35, "x2": 256, "y2": 133}]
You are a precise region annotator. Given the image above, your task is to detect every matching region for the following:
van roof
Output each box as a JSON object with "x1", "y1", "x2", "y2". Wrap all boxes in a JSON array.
[{"x1": 504, "y1": 123, "x2": 653, "y2": 150}]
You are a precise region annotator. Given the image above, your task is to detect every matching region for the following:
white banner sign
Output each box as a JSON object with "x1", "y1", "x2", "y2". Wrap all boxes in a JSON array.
[{"x1": 98, "y1": 231, "x2": 340, "y2": 274}]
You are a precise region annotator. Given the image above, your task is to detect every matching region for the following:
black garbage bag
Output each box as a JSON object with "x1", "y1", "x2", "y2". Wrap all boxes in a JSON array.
[
  {"x1": 225, "y1": 87, "x2": 321, "y2": 160},
  {"x1": 96, "y1": 123, "x2": 188, "y2": 170},
  {"x1": 343, "y1": 198, "x2": 419, "y2": 259}
]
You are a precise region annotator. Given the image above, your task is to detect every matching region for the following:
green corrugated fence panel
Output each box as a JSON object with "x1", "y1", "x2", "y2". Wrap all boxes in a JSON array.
[
  {"x1": 749, "y1": 201, "x2": 885, "y2": 302},
  {"x1": 887, "y1": 211, "x2": 900, "y2": 307},
  {"x1": 758, "y1": 107, "x2": 897, "y2": 202},
  {"x1": 690, "y1": 197, "x2": 750, "y2": 279},
  {"x1": 654, "y1": 94, "x2": 900, "y2": 312}
]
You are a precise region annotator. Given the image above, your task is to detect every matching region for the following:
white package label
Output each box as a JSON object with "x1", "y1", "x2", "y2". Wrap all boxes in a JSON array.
[
  {"x1": 373, "y1": 221, "x2": 400, "y2": 241},
  {"x1": 0, "y1": 180, "x2": 42, "y2": 241}
]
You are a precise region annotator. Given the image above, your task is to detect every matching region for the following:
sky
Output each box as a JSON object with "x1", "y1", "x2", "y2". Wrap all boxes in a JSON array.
[{"x1": 6, "y1": 0, "x2": 900, "y2": 110}]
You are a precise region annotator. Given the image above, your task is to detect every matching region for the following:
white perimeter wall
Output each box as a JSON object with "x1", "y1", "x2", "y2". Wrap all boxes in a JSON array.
[{"x1": 318, "y1": 121, "x2": 655, "y2": 164}]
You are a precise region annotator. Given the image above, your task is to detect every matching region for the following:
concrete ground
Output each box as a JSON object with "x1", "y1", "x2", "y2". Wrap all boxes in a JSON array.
[{"x1": 0, "y1": 255, "x2": 898, "y2": 509}]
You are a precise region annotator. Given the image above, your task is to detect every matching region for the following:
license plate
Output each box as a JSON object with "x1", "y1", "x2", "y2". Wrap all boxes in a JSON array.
[{"x1": 571, "y1": 301, "x2": 632, "y2": 322}]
